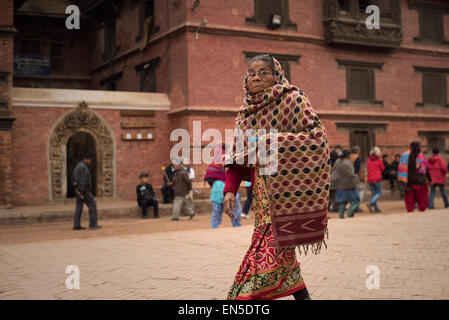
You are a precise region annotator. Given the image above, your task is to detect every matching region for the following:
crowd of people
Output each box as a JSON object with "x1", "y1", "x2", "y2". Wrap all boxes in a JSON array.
[{"x1": 328, "y1": 142, "x2": 449, "y2": 219}]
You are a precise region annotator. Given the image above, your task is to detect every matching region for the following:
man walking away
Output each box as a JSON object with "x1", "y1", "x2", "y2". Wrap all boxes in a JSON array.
[
  {"x1": 171, "y1": 160, "x2": 196, "y2": 221},
  {"x1": 72, "y1": 153, "x2": 101, "y2": 230},
  {"x1": 136, "y1": 173, "x2": 159, "y2": 219},
  {"x1": 428, "y1": 148, "x2": 449, "y2": 209}
]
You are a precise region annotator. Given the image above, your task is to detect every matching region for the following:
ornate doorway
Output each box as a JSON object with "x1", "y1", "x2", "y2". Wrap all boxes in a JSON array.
[
  {"x1": 66, "y1": 132, "x2": 97, "y2": 197},
  {"x1": 48, "y1": 102, "x2": 115, "y2": 201}
]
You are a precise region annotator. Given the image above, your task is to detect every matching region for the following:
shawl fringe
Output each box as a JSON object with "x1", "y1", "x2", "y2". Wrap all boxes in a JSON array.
[{"x1": 275, "y1": 227, "x2": 329, "y2": 258}]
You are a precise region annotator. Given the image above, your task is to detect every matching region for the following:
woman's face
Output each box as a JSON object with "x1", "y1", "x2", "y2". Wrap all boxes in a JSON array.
[{"x1": 247, "y1": 60, "x2": 275, "y2": 94}]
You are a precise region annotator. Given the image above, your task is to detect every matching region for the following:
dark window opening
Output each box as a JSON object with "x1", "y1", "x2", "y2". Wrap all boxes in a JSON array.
[
  {"x1": 140, "y1": 68, "x2": 156, "y2": 92},
  {"x1": 50, "y1": 40, "x2": 63, "y2": 74},
  {"x1": 100, "y1": 72, "x2": 122, "y2": 91},
  {"x1": 20, "y1": 39, "x2": 41, "y2": 56},
  {"x1": 103, "y1": 20, "x2": 117, "y2": 61},
  {"x1": 358, "y1": 0, "x2": 372, "y2": 12},
  {"x1": 337, "y1": 0, "x2": 351, "y2": 12},
  {"x1": 135, "y1": 57, "x2": 161, "y2": 92},
  {"x1": 137, "y1": 0, "x2": 155, "y2": 41},
  {"x1": 247, "y1": 0, "x2": 296, "y2": 30},
  {"x1": 106, "y1": 82, "x2": 116, "y2": 91}
]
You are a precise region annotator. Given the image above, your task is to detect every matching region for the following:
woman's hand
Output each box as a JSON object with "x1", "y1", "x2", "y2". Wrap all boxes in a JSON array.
[{"x1": 223, "y1": 192, "x2": 236, "y2": 218}]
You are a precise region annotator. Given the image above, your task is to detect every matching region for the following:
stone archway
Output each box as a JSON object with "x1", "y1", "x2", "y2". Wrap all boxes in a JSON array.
[{"x1": 48, "y1": 102, "x2": 115, "y2": 201}]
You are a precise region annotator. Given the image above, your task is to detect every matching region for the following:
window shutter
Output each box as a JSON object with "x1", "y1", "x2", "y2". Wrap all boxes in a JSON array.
[
  {"x1": 420, "y1": 9, "x2": 441, "y2": 41},
  {"x1": 349, "y1": 68, "x2": 372, "y2": 102},
  {"x1": 422, "y1": 72, "x2": 444, "y2": 105}
]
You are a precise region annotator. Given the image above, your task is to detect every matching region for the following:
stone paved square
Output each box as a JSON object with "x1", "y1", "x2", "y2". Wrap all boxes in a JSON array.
[{"x1": 1, "y1": 207, "x2": 448, "y2": 300}]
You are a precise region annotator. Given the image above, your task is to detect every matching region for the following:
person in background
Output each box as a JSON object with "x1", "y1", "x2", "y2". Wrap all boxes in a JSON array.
[
  {"x1": 398, "y1": 142, "x2": 430, "y2": 212},
  {"x1": 72, "y1": 152, "x2": 101, "y2": 230},
  {"x1": 182, "y1": 157, "x2": 195, "y2": 215},
  {"x1": 350, "y1": 146, "x2": 365, "y2": 213},
  {"x1": 366, "y1": 146, "x2": 384, "y2": 213},
  {"x1": 241, "y1": 181, "x2": 252, "y2": 219},
  {"x1": 389, "y1": 154, "x2": 401, "y2": 193},
  {"x1": 382, "y1": 155, "x2": 390, "y2": 180},
  {"x1": 171, "y1": 159, "x2": 196, "y2": 221},
  {"x1": 330, "y1": 145, "x2": 343, "y2": 168},
  {"x1": 328, "y1": 145, "x2": 343, "y2": 213},
  {"x1": 205, "y1": 144, "x2": 242, "y2": 228},
  {"x1": 331, "y1": 150, "x2": 360, "y2": 219},
  {"x1": 427, "y1": 148, "x2": 449, "y2": 209},
  {"x1": 161, "y1": 161, "x2": 175, "y2": 203},
  {"x1": 136, "y1": 173, "x2": 159, "y2": 219}
]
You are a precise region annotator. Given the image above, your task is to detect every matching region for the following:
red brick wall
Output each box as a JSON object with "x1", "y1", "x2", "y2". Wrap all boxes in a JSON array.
[
  {"x1": 11, "y1": 106, "x2": 172, "y2": 205},
  {"x1": 6, "y1": 0, "x2": 449, "y2": 205},
  {"x1": 0, "y1": 0, "x2": 14, "y2": 206}
]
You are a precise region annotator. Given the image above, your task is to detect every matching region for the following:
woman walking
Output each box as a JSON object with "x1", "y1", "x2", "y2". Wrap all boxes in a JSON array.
[
  {"x1": 223, "y1": 54, "x2": 330, "y2": 300},
  {"x1": 366, "y1": 146, "x2": 384, "y2": 213},
  {"x1": 331, "y1": 150, "x2": 360, "y2": 219},
  {"x1": 205, "y1": 144, "x2": 242, "y2": 228},
  {"x1": 398, "y1": 142, "x2": 430, "y2": 212}
]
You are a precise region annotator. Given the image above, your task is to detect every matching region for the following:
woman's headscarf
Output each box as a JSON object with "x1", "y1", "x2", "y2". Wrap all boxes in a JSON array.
[{"x1": 227, "y1": 55, "x2": 331, "y2": 254}]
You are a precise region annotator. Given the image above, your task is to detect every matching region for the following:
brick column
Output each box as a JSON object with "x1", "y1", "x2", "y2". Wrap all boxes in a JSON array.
[{"x1": 0, "y1": 0, "x2": 16, "y2": 207}]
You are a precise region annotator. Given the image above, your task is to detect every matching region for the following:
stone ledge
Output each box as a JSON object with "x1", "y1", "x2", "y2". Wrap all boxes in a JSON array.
[{"x1": 11, "y1": 87, "x2": 171, "y2": 110}]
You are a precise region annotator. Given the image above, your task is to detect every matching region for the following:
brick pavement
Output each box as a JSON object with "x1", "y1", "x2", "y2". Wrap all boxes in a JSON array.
[{"x1": 0, "y1": 208, "x2": 448, "y2": 300}]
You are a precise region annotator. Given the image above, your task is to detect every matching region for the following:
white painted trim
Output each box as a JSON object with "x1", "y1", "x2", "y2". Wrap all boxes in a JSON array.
[{"x1": 11, "y1": 87, "x2": 171, "y2": 111}]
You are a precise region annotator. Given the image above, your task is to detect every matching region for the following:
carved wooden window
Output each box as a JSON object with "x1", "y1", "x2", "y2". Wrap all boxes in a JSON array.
[
  {"x1": 103, "y1": 20, "x2": 116, "y2": 61},
  {"x1": 337, "y1": 59, "x2": 383, "y2": 106},
  {"x1": 324, "y1": 0, "x2": 402, "y2": 47},
  {"x1": 414, "y1": 66, "x2": 448, "y2": 108},
  {"x1": 246, "y1": 0, "x2": 296, "y2": 30}
]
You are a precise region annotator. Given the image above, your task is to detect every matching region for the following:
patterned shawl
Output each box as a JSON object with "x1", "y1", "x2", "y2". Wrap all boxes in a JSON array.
[{"x1": 227, "y1": 55, "x2": 330, "y2": 254}]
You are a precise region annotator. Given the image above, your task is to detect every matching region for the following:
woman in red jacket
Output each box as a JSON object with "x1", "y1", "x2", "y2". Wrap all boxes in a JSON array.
[
  {"x1": 366, "y1": 146, "x2": 385, "y2": 213},
  {"x1": 428, "y1": 148, "x2": 449, "y2": 209}
]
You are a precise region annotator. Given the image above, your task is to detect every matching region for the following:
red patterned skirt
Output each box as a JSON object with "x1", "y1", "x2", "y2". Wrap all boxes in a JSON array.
[{"x1": 227, "y1": 223, "x2": 306, "y2": 300}]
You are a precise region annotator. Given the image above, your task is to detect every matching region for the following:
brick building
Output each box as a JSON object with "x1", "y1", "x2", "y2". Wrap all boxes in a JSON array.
[{"x1": 1, "y1": 0, "x2": 449, "y2": 207}]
